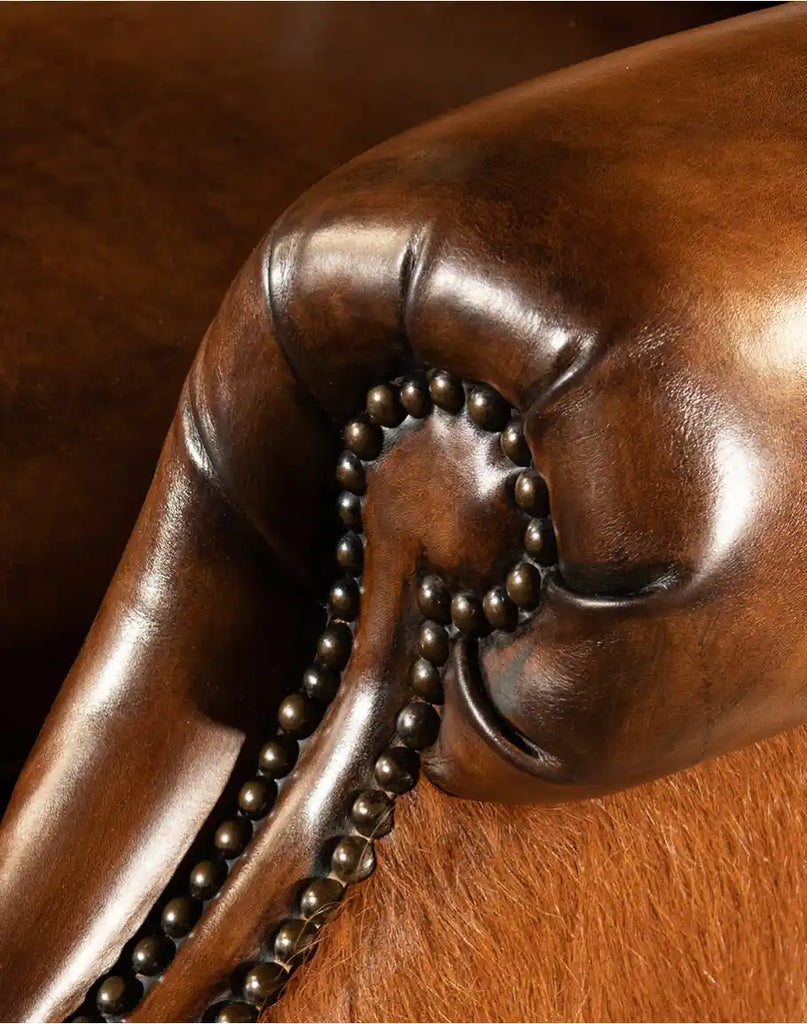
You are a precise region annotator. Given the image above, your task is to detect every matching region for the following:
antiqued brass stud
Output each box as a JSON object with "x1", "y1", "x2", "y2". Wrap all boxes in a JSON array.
[
  {"x1": 278, "y1": 693, "x2": 321, "y2": 738},
  {"x1": 524, "y1": 518, "x2": 557, "y2": 564},
  {"x1": 506, "y1": 561, "x2": 541, "y2": 609},
  {"x1": 416, "y1": 574, "x2": 451, "y2": 623},
  {"x1": 331, "y1": 835, "x2": 376, "y2": 883},
  {"x1": 258, "y1": 736, "x2": 297, "y2": 779},
  {"x1": 96, "y1": 975, "x2": 142, "y2": 1017},
  {"x1": 429, "y1": 370, "x2": 465, "y2": 413},
  {"x1": 397, "y1": 702, "x2": 441, "y2": 750},
  {"x1": 302, "y1": 664, "x2": 340, "y2": 703},
  {"x1": 374, "y1": 747, "x2": 419, "y2": 793},
  {"x1": 501, "y1": 418, "x2": 531, "y2": 466},
  {"x1": 213, "y1": 1002, "x2": 257, "y2": 1023},
  {"x1": 328, "y1": 576, "x2": 360, "y2": 621},
  {"x1": 514, "y1": 469, "x2": 549, "y2": 516},
  {"x1": 317, "y1": 622, "x2": 353, "y2": 671},
  {"x1": 335, "y1": 451, "x2": 365, "y2": 494},
  {"x1": 450, "y1": 591, "x2": 487, "y2": 635},
  {"x1": 344, "y1": 419, "x2": 383, "y2": 460},
  {"x1": 366, "y1": 383, "x2": 405, "y2": 427},
  {"x1": 238, "y1": 778, "x2": 276, "y2": 820},
  {"x1": 336, "y1": 531, "x2": 363, "y2": 576},
  {"x1": 417, "y1": 620, "x2": 450, "y2": 665},
  {"x1": 298, "y1": 877, "x2": 345, "y2": 922},
  {"x1": 483, "y1": 586, "x2": 518, "y2": 632},
  {"x1": 241, "y1": 961, "x2": 287, "y2": 1006},
  {"x1": 214, "y1": 818, "x2": 252, "y2": 859},
  {"x1": 131, "y1": 934, "x2": 174, "y2": 977},
  {"x1": 399, "y1": 373, "x2": 431, "y2": 418},
  {"x1": 161, "y1": 896, "x2": 201, "y2": 939},
  {"x1": 189, "y1": 858, "x2": 227, "y2": 901},
  {"x1": 411, "y1": 658, "x2": 444, "y2": 704},
  {"x1": 468, "y1": 383, "x2": 510, "y2": 432},
  {"x1": 273, "y1": 918, "x2": 319, "y2": 965},
  {"x1": 336, "y1": 490, "x2": 363, "y2": 530},
  {"x1": 351, "y1": 790, "x2": 394, "y2": 838}
]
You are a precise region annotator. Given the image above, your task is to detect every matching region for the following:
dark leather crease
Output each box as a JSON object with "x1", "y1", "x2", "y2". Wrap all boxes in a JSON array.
[
  {"x1": 548, "y1": 563, "x2": 690, "y2": 603},
  {"x1": 454, "y1": 638, "x2": 569, "y2": 783},
  {"x1": 188, "y1": 266, "x2": 323, "y2": 598}
]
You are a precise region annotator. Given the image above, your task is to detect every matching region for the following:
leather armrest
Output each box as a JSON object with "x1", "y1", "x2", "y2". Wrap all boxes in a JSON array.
[{"x1": 2, "y1": 5, "x2": 806, "y2": 1019}]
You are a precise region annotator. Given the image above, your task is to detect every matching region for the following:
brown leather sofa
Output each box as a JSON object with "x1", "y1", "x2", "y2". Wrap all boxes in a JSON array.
[{"x1": 2, "y1": 4, "x2": 799, "y2": 1022}]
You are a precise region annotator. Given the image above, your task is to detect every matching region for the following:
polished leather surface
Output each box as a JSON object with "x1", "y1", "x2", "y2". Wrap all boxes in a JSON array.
[
  {"x1": 0, "y1": 3, "x2": 793, "y2": 1021},
  {"x1": 0, "y1": 1, "x2": 745, "y2": 801},
  {"x1": 260, "y1": 1, "x2": 807, "y2": 799},
  {"x1": 133, "y1": 380, "x2": 529, "y2": 1020}
]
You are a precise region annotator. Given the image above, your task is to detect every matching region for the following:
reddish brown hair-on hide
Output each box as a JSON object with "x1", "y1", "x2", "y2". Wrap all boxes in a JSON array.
[{"x1": 270, "y1": 726, "x2": 807, "y2": 1022}]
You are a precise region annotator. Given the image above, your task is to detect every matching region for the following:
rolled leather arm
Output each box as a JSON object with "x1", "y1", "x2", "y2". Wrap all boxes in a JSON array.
[
  {"x1": 2, "y1": 4, "x2": 807, "y2": 1020},
  {"x1": 0, "y1": 257, "x2": 334, "y2": 1019}
]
